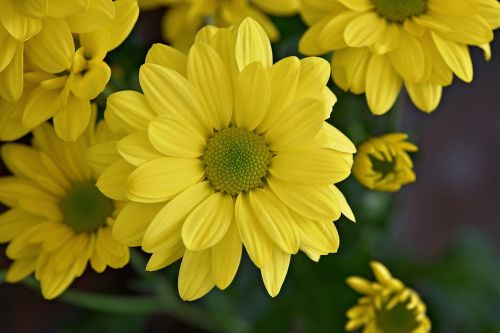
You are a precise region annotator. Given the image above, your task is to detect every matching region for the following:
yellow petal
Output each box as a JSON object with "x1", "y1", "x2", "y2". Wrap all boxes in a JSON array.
[
  {"x1": 0, "y1": 43, "x2": 24, "y2": 102},
  {"x1": 0, "y1": 1, "x2": 41, "y2": 41},
  {"x1": 257, "y1": 57, "x2": 301, "y2": 133},
  {"x1": 25, "y1": 18, "x2": 73, "y2": 73},
  {"x1": 233, "y1": 61, "x2": 270, "y2": 130},
  {"x1": 139, "y1": 63, "x2": 211, "y2": 136},
  {"x1": 103, "y1": 0, "x2": 139, "y2": 51},
  {"x1": 296, "y1": 217, "x2": 339, "y2": 254},
  {"x1": 46, "y1": 0, "x2": 88, "y2": 17},
  {"x1": 389, "y1": 30, "x2": 425, "y2": 83},
  {"x1": 146, "y1": 242, "x2": 185, "y2": 271},
  {"x1": 118, "y1": 132, "x2": 163, "y2": 166},
  {"x1": 53, "y1": 94, "x2": 91, "y2": 142},
  {"x1": 148, "y1": 115, "x2": 206, "y2": 158},
  {"x1": 126, "y1": 157, "x2": 205, "y2": 203},
  {"x1": 178, "y1": 249, "x2": 215, "y2": 301},
  {"x1": 0, "y1": 208, "x2": 43, "y2": 242},
  {"x1": 260, "y1": 247, "x2": 290, "y2": 297},
  {"x1": 182, "y1": 192, "x2": 234, "y2": 251},
  {"x1": 113, "y1": 202, "x2": 165, "y2": 247},
  {"x1": 431, "y1": 32, "x2": 473, "y2": 82},
  {"x1": 235, "y1": 17, "x2": 272, "y2": 71},
  {"x1": 365, "y1": 54, "x2": 402, "y2": 115},
  {"x1": 67, "y1": 0, "x2": 115, "y2": 34},
  {"x1": 5, "y1": 257, "x2": 37, "y2": 282},
  {"x1": 71, "y1": 61, "x2": 111, "y2": 100},
  {"x1": 344, "y1": 12, "x2": 386, "y2": 47},
  {"x1": 188, "y1": 42, "x2": 233, "y2": 130},
  {"x1": 22, "y1": 87, "x2": 61, "y2": 130},
  {"x1": 145, "y1": 43, "x2": 187, "y2": 76},
  {"x1": 96, "y1": 159, "x2": 135, "y2": 201},
  {"x1": 267, "y1": 177, "x2": 341, "y2": 223},
  {"x1": 234, "y1": 193, "x2": 274, "y2": 268},
  {"x1": 405, "y1": 82, "x2": 442, "y2": 113},
  {"x1": 142, "y1": 181, "x2": 213, "y2": 252},
  {"x1": 331, "y1": 47, "x2": 371, "y2": 94},
  {"x1": 211, "y1": 222, "x2": 242, "y2": 289},
  {"x1": 105, "y1": 90, "x2": 157, "y2": 135},
  {"x1": 270, "y1": 147, "x2": 351, "y2": 186},
  {"x1": 265, "y1": 98, "x2": 325, "y2": 151},
  {"x1": 249, "y1": 188, "x2": 299, "y2": 254},
  {"x1": 86, "y1": 140, "x2": 120, "y2": 175}
]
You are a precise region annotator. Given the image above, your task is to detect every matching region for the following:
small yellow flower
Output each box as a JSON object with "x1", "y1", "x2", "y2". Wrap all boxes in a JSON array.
[
  {"x1": 0, "y1": 0, "x2": 139, "y2": 142},
  {"x1": 346, "y1": 261, "x2": 431, "y2": 333},
  {"x1": 353, "y1": 133, "x2": 418, "y2": 192},
  {"x1": 0, "y1": 111, "x2": 129, "y2": 300},
  {"x1": 138, "y1": 0, "x2": 299, "y2": 51},
  {"x1": 90, "y1": 18, "x2": 355, "y2": 301},
  {"x1": 299, "y1": 0, "x2": 500, "y2": 114}
]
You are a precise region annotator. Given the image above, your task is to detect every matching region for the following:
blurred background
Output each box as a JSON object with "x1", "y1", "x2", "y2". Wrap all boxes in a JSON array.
[{"x1": 1, "y1": 9, "x2": 499, "y2": 333}]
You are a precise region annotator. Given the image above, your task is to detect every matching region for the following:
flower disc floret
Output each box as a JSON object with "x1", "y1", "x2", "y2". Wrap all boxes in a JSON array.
[
  {"x1": 372, "y1": 0, "x2": 427, "y2": 23},
  {"x1": 60, "y1": 182, "x2": 115, "y2": 233},
  {"x1": 203, "y1": 128, "x2": 272, "y2": 195}
]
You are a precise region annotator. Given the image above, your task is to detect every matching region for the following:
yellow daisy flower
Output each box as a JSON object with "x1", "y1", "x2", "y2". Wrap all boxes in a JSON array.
[
  {"x1": 346, "y1": 261, "x2": 431, "y2": 333},
  {"x1": 0, "y1": 0, "x2": 139, "y2": 142},
  {"x1": 138, "y1": 0, "x2": 299, "y2": 51},
  {"x1": 0, "y1": 0, "x2": 138, "y2": 102},
  {"x1": 299, "y1": 0, "x2": 500, "y2": 114},
  {"x1": 352, "y1": 133, "x2": 418, "y2": 192},
  {"x1": 90, "y1": 18, "x2": 356, "y2": 301},
  {"x1": 0, "y1": 111, "x2": 129, "y2": 300}
]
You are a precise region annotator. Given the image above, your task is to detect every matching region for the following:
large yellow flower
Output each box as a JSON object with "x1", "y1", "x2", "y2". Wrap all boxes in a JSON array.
[
  {"x1": 91, "y1": 18, "x2": 355, "y2": 301},
  {"x1": 0, "y1": 0, "x2": 139, "y2": 142},
  {"x1": 138, "y1": 0, "x2": 299, "y2": 51},
  {"x1": 0, "y1": 0, "x2": 138, "y2": 102},
  {"x1": 353, "y1": 133, "x2": 418, "y2": 192},
  {"x1": 299, "y1": 0, "x2": 500, "y2": 114},
  {"x1": 0, "y1": 113, "x2": 129, "y2": 300},
  {"x1": 346, "y1": 261, "x2": 431, "y2": 333}
]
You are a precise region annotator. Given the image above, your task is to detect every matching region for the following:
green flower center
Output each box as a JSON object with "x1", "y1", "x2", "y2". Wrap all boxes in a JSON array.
[
  {"x1": 369, "y1": 154, "x2": 396, "y2": 177},
  {"x1": 60, "y1": 181, "x2": 114, "y2": 233},
  {"x1": 372, "y1": 0, "x2": 427, "y2": 23},
  {"x1": 203, "y1": 127, "x2": 272, "y2": 195},
  {"x1": 376, "y1": 302, "x2": 419, "y2": 333}
]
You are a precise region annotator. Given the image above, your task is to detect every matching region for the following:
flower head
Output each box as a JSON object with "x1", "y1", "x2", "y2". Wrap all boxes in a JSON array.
[
  {"x1": 0, "y1": 110, "x2": 129, "y2": 300},
  {"x1": 91, "y1": 18, "x2": 356, "y2": 301},
  {"x1": 0, "y1": 0, "x2": 139, "y2": 142},
  {"x1": 346, "y1": 261, "x2": 431, "y2": 333},
  {"x1": 299, "y1": 0, "x2": 500, "y2": 114},
  {"x1": 353, "y1": 133, "x2": 418, "y2": 192},
  {"x1": 138, "y1": 0, "x2": 299, "y2": 50}
]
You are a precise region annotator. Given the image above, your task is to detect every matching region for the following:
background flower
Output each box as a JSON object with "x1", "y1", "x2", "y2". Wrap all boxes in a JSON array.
[
  {"x1": 299, "y1": 0, "x2": 500, "y2": 114},
  {"x1": 353, "y1": 133, "x2": 418, "y2": 192},
  {"x1": 137, "y1": 0, "x2": 298, "y2": 50},
  {"x1": 346, "y1": 261, "x2": 431, "y2": 333},
  {"x1": 0, "y1": 111, "x2": 129, "y2": 300},
  {"x1": 0, "y1": 0, "x2": 139, "y2": 142}
]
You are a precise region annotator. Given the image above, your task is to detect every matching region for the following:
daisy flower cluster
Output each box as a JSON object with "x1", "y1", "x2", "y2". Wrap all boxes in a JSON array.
[{"x1": 0, "y1": 1, "x2": 498, "y2": 331}]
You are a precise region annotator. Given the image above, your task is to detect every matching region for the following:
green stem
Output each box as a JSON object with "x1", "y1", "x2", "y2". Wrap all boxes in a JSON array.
[{"x1": 0, "y1": 268, "x2": 218, "y2": 332}]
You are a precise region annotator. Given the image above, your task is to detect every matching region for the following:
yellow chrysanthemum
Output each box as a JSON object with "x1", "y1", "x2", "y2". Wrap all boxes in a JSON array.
[
  {"x1": 90, "y1": 18, "x2": 355, "y2": 301},
  {"x1": 346, "y1": 261, "x2": 431, "y2": 333},
  {"x1": 352, "y1": 133, "x2": 418, "y2": 192},
  {"x1": 0, "y1": 112, "x2": 129, "y2": 300},
  {"x1": 299, "y1": 0, "x2": 500, "y2": 114},
  {"x1": 0, "y1": 0, "x2": 139, "y2": 102},
  {"x1": 0, "y1": 0, "x2": 139, "y2": 142},
  {"x1": 138, "y1": 0, "x2": 299, "y2": 51}
]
